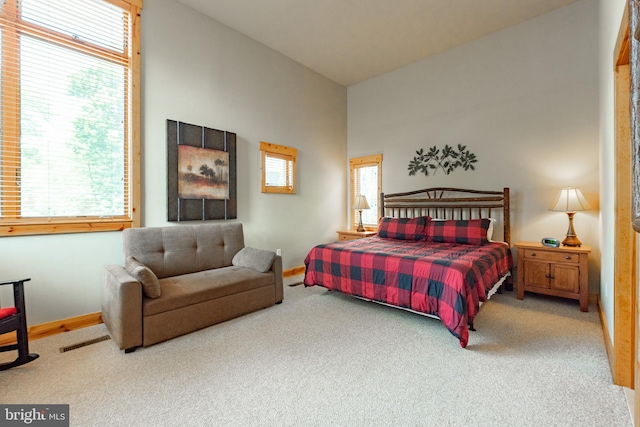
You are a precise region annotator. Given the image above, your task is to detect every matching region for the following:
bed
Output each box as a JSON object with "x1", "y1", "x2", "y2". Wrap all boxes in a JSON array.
[{"x1": 303, "y1": 187, "x2": 514, "y2": 348}]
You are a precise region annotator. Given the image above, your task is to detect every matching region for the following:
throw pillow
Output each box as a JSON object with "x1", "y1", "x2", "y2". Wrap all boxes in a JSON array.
[
  {"x1": 0, "y1": 307, "x2": 17, "y2": 320},
  {"x1": 125, "y1": 256, "x2": 162, "y2": 299},
  {"x1": 377, "y1": 216, "x2": 429, "y2": 241},
  {"x1": 486, "y1": 218, "x2": 496, "y2": 241},
  {"x1": 427, "y1": 218, "x2": 490, "y2": 245},
  {"x1": 232, "y1": 247, "x2": 277, "y2": 273}
]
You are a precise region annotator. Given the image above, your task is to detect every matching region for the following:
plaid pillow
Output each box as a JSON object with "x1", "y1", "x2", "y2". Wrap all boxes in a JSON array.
[
  {"x1": 377, "y1": 216, "x2": 429, "y2": 241},
  {"x1": 427, "y1": 218, "x2": 490, "y2": 245}
]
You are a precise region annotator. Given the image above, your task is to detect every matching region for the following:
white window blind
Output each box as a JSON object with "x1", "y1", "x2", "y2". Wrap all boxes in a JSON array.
[
  {"x1": 265, "y1": 153, "x2": 293, "y2": 188},
  {"x1": 353, "y1": 165, "x2": 378, "y2": 225},
  {"x1": 0, "y1": 0, "x2": 138, "y2": 234},
  {"x1": 350, "y1": 154, "x2": 382, "y2": 228},
  {"x1": 260, "y1": 141, "x2": 296, "y2": 194}
]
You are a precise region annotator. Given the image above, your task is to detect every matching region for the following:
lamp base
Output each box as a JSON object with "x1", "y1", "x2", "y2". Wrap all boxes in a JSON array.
[
  {"x1": 561, "y1": 235, "x2": 582, "y2": 247},
  {"x1": 356, "y1": 209, "x2": 365, "y2": 232},
  {"x1": 562, "y1": 212, "x2": 582, "y2": 247}
]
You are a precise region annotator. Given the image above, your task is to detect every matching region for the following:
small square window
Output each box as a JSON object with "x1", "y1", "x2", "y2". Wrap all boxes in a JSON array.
[{"x1": 261, "y1": 141, "x2": 297, "y2": 194}]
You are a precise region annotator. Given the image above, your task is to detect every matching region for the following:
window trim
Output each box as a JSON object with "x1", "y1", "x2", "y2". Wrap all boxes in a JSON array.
[
  {"x1": 0, "y1": 0, "x2": 142, "y2": 237},
  {"x1": 349, "y1": 154, "x2": 382, "y2": 230},
  {"x1": 260, "y1": 141, "x2": 297, "y2": 194}
]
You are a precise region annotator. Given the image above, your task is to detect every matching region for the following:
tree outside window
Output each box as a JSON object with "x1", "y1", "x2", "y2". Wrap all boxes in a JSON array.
[{"x1": 0, "y1": 0, "x2": 141, "y2": 236}]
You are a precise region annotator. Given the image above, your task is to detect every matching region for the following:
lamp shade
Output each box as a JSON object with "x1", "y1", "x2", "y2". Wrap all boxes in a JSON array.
[
  {"x1": 353, "y1": 195, "x2": 370, "y2": 210},
  {"x1": 549, "y1": 187, "x2": 591, "y2": 212}
]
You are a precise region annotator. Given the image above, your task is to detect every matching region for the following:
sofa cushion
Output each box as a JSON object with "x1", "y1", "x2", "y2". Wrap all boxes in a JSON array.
[
  {"x1": 232, "y1": 247, "x2": 276, "y2": 273},
  {"x1": 143, "y1": 266, "x2": 275, "y2": 317},
  {"x1": 122, "y1": 223, "x2": 245, "y2": 279},
  {"x1": 0, "y1": 307, "x2": 17, "y2": 320},
  {"x1": 125, "y1": 256, "x2": 162, "y2": 298}
]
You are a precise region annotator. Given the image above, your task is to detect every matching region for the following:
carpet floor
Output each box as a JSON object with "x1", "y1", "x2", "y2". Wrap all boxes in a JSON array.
[{"x1": 0, "y1": 281, "x2": 632, "y2": 426}]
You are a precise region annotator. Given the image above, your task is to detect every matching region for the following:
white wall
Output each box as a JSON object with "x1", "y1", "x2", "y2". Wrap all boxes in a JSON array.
[
  {"x1": 598, "y1": 0, "x2": 627, "y2": 342},
  {"x1": 142, "y1": 0, "x2": 347, "y2": 260},
  {"x1": 348, "y1": 0, "x2": 601, "y2": 294},
  {"x1": 0, "y1": 0, "x2": 347, "y2": 325}
]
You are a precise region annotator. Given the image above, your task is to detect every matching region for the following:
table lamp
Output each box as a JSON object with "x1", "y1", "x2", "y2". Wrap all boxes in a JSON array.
[
  {"x1": 549, "y1": 187, "x2": 591, "y2": 247},
  {"x1": 353, "y1": 195, "x2": 370, "y2": 232}
]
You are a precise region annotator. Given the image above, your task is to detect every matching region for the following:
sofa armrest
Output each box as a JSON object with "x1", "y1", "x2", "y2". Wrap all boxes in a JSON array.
[
  {"x1": 101, "y1": 265, "x2": 143, "y2": 351},
  {"x1": 271, "y1": 255, "x2": 283, "y2": 303}
]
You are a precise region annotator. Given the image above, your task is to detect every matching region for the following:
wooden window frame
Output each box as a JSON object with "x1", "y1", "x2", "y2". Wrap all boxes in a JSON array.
[
  {"x1": 349, "y1": 154, "x2": 382, "y2": 230},
  {"x1": 260, "y1": 141, "x2": 297, "y2": 194},
  {"x1": 0, "y1": 0, "x2": 142, "y2": 237}
]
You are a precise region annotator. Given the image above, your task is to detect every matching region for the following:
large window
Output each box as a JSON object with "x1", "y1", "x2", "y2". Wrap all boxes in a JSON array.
[
  {"x1": 350, "y1": 154, "x2": 382, "y2": 229},
  {"x1": 0, "y1": 0, "x2": 142, "y2": 236}
]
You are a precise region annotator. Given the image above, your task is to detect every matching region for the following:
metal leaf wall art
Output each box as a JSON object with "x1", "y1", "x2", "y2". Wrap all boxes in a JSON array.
[{"x1": 407, "y1": 144, "x2": 478, "y2": 176}]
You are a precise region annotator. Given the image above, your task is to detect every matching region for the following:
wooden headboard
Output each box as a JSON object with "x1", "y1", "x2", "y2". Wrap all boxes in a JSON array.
[{"x1": 380, "y1": 187, "x2": 511, "y2": 246}]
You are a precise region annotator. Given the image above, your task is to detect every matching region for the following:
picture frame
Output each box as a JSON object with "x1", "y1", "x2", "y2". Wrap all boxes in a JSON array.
[{"x1": 167, "y1": 120, "x2": 237, "y2": 221}]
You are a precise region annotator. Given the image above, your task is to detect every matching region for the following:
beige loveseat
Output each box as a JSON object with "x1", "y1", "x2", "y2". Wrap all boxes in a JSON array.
[{"x1": 101, "y1": 223, "x2": 283, "y2": 352}]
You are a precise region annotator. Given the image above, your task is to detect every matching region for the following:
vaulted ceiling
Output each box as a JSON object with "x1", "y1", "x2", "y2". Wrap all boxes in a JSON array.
[{"x1": 175, "y1": 0, "x2": 582, "y2": 87}]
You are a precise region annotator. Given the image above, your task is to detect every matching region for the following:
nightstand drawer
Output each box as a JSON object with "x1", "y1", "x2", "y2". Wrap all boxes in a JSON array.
[
  {"x1": 339, "y1": 234, "x2": 359, "y2": 241},
  {"x1": 523, "y1": 250, "x2": 580, "y2": 264},
  {"x1": 337, "y1": 230, "x2": 377, "y2": 241}
]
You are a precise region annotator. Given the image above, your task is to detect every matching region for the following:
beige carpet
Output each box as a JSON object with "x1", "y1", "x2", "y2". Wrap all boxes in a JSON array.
[{"x1": 0, "y1": 280, "x2": 632, "y2": 426}]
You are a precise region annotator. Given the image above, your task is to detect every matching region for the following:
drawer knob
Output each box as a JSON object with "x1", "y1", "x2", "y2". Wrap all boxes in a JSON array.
[
  {"x1": 530, "y1": 252, "x2": 536, "y2": 256},
  {"x1": 566, "y1": 256, "x2": 571, "y2": 260}
]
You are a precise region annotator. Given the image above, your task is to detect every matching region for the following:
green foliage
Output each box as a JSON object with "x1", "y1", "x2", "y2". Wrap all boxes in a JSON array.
[
  {"x1": 67, "y1": 65, "x2": 125, "y2": 214},
  {"x1": 407, "y1": 144, "x2": 478, "y2": 176}
]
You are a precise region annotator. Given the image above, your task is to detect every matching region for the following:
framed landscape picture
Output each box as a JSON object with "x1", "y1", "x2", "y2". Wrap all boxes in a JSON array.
[
  {"x1": 167, "y1": 120, "x2": 237, "y2": 221},
  {"x1": 177, "y1": 145, "x2": 229, "y2": 200}
]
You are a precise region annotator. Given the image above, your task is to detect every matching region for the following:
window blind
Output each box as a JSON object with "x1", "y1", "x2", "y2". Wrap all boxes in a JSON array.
[
  {"x1": 260, "y1": 141, "x2": 296, "y2": 194},
  {"x1": 265, "y1": 153, "x2": 293, "y2": 188},
  {"x1": 350, "y1": 154, "x2": 382, "y2": 228},
  {"x1": 353, "y1": 164, "x2": 378, "y2": 225},
  {"x1": 0, "y1": 0, "x2": 131, "y2": 221}
]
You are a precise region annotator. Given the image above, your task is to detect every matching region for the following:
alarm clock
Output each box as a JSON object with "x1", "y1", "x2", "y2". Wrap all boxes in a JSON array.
[{"x1": 541, "y1": 237, "x2": 561, "y2": 248}]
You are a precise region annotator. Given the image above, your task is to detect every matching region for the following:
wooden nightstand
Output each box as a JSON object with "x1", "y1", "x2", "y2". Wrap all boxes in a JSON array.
[
  {"x1": 515, "y1": 241, "x2": 590, "y2": 312},
  {"x1": 337, "y1": 230, "x2": 377, "y2": 241}
]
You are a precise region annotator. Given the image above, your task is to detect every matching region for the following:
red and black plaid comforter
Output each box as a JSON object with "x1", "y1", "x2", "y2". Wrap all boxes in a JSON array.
[{"x1": 303, "y1": 237, "x2": 513, "y2": 347}]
